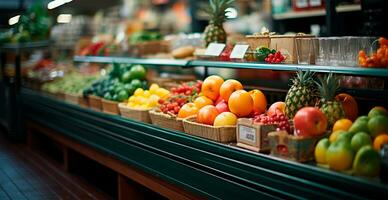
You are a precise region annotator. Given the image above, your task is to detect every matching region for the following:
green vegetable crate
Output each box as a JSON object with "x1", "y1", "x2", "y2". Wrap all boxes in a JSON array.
[
  {"x1": 88, "y1": 95, "x2": 102, "y2": 112},
  {"x1": 268, "y1": 131, "x2": 328, "y2": 162},
  {"x1": 102, "y1": 99, "x2": 120, "y2": 115}
]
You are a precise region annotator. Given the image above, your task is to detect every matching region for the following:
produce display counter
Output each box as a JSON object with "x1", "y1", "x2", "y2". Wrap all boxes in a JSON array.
[
  {"x1": 74, "y1": 56, "x2": 388, "y2": 78},
  {"x1": 21, "y1": 88, "x2": 388, "y2": 199}
]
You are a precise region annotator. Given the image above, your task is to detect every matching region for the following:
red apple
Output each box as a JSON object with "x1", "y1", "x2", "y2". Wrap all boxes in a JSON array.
[
  {"x1": 216, "y1": 100, "x2": 229, "y2": 113},
  {"x1": 293, "y1": 107, "x2": 328, "y2": 136},
  {"x1": 197, "y1": 105, "x2": 220, "y2": 125},
  {"x1": 215, "y1": 95, "x2": 223, "y2": 105}
]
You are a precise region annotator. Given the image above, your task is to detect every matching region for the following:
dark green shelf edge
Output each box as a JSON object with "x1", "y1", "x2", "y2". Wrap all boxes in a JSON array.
[
  {"x1": 21, "y1": 88, "x2": 388, "y2": 199},
  {"x1": 72, "y1": 56, "x2": 388, "y2": 78},
  {"x1": 0, "y1": 40, "x2": 51, "y2": 52},
  {"x1": 73, "y1": 56, "x2": 189, "y2": 67}
]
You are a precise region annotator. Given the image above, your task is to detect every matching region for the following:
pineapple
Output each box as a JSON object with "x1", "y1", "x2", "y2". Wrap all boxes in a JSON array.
[
  {"x1": 316, "y1": 74, "x2": 345, "y2": 127},
  {"x1": 204, "y1": 0, "x2": 234, "y2": 47},
  {"x1": 285, "y1": 71, "x2": 317, "y2": 119}
]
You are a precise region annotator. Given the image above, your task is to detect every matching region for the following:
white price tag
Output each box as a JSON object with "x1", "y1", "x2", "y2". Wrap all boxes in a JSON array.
[
  {"x1": 204, "y1": 43, "x2": 226, "y2": 56},
  {"x1": 239, "y1": 125, "x2": 256, "y2": 143},
  {"x1": 230, "y1": 44, "x2": 249, "y2": 59}
]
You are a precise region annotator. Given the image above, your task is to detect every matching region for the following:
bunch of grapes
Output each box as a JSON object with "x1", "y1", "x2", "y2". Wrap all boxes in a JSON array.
[{"x1": 254, "y1": 112, "x2": 291, "y2": 134}]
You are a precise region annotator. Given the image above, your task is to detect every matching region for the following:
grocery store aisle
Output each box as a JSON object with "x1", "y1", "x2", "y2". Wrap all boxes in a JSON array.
[{"x1": 0, "y1": 129, "x2": 112, "y2": 200}]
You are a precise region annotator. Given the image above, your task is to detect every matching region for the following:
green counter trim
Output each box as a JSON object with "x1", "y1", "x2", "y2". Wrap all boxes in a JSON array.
[
  {"x1": 21, "y1": 89, "x2": 388, "y2": 199},
  {"x1": 73, "y1": 56, "x2": 388, "y2": 77}
]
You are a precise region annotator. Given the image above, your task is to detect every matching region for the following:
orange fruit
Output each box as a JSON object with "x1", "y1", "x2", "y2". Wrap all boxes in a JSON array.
[
  {"x1": 249, "y1": 89, "x2": 267, "y2": 114},
  {"x1": 373, "y1": 134, "x2": 388, "y2": 151},
  {"x1": 219, "y1": 79, "x2": 243, "y2": 102},
  {"x1": 193, "y1": 96, "x2": 213, "y2": 109},
  {"x1": 201, "y1": 75, "x2": 224, "y2": 101},
  {"x1": 332, "y1": 119, "x2": 353, "y2": 132},
  {"x1": 228, "y1": 90, "x2": 253, "y2": 117},
  {"x1": 178, "y1": 103, "x2": 199, "y2": 118},
  {"x1": 335, "y1": 93, "x2": 358, "y2": 121}
]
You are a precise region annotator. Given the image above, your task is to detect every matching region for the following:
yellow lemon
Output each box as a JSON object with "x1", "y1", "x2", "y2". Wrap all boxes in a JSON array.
[
  {"x1": 128, "y1": 96, "x2": 136, "y2": 103},
  {"x1": 155, "y1": 88, "x2": 170, "y2": 99},
  {"x1": 143, "y1": 90, "x2": 151, "y2": 98},
  {"x1": 149, "y1": 83, "x2": 159, "y2": 94},
  {"x1": 134, "y1": 88, "x2": 144, "y2": 97},
  {"x1": 333, "y1": 119, "x2": 352, "y2": 132}
]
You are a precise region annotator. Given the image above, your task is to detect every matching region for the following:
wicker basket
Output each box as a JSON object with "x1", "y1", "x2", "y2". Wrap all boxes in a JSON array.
[
  {"x1": 65, "y1": 93, "x2": 79, "y2": 105},
  {"x1": 182, "y1": 116, "x2": 236, "y2": 143},
  {"x1": 102, "y1": 99, "x2": 120, "y2": 115},
  {"x1": 118, "y1": 103, "x2": 151, "y2": 123},
  {"x1": 149, "y1": 109, "x2": 184, "y2": 132},
  {"x1": 78, "y1": 96, "x2": 89, "y2": 108},
  {"x1": 88, "y1": 95, "x2": 102, "y2": 112}
]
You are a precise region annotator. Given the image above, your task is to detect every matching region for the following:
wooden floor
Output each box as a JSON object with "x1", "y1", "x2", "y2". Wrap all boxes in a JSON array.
[{"x1": 0, "y1": 129, "x2": 112, "y2": 200}]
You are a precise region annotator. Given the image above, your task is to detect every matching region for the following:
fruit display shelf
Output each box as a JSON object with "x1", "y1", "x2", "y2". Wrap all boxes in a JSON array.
[
  {"x1": 21, "y1": 88, "x2": 388, "y2": 199},
  {"x1": 73, "y1": 56, "x2": 388, "y2": 78},
  {"x1": 0, "y1": 40, "x2": 51, "y2": 53}
]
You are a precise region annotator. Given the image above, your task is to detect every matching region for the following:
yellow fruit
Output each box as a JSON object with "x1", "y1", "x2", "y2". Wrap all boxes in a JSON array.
[
  {"x1": 134, "y1": 88, "x2": 144, "y2": 96},
  {"x1": 329, "y1": 130, "x2": 347, "y2": 143},
  {"x1": 155, "y1": 88, "x2": 170, "y2": 99},
  {"x1": 149, "y1": 83, "x2": 159, "y2": 94},
  {"x1": 127, "y1": 102, "x2": 136, "y2": 108},
  {"x1": 128, "y1": 96, "x2": 136, "y2": 103},
  {"x1": 333, "y1": 119, "x2": 352, "y2": 132},
  {"x1": 147, "y1": 95, "x2": 160, "y2": 107},
  {"x1": 143, "y1": 90, "x2": 151, "y2": 98},
  {"x1": 134, "y1": 96, "x2": 147, "y2": 104},
  {"x1": 315, "y1": 138, "x2": 330, "y2": 164}
]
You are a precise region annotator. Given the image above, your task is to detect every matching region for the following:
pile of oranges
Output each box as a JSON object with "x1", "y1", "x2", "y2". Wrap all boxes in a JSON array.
[{"x1": 359, "y1": 37, "x2": 388, "y2": 68}]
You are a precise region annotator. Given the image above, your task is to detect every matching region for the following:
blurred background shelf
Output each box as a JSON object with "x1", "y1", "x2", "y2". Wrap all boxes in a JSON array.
[{"x1": 273, "y1": 4, "x2": 362, "y2": 20}]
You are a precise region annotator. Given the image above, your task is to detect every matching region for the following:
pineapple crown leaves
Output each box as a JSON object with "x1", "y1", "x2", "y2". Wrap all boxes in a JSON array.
[
  {"x1": 207, "y1": 0, "x2": 234, "y2": 25},
  {"x1": 315, "y1": 73, "x2": 340, "y2": 102},
  {"x1": 292, "y1": 70, "x2": 315, "y2": 87}
]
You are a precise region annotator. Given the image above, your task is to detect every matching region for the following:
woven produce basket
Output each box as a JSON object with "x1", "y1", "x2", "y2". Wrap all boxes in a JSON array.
[
  {"x1": 102, "y1": 99, "x2": 120, "y2": 115},
  {"x1": 182, "y1": 116, "x2": 236, "y2": 143},
  {"x1": 118, "y1": 103, "x2": 151, "y2": 123},
  {"x1": 88, "y1": 95, "x2": 102, "y2": 112},
  {"x1": 78, "y1": 96, "x2": 89, "y2": 108},
  {"x1": 65, "y1": 93, "x2": 79, "y2": 105},
  {"x1": 149, "y1": 109, "x2": 184, "y2": 132}
]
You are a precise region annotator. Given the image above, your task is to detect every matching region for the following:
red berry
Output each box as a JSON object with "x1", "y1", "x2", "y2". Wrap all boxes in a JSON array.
[{"x1": 275, "y1": 51, "x2": 281, "y2": 58}]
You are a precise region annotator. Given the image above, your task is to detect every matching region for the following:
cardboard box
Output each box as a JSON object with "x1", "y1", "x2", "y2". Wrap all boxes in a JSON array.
[
  {"x1": 268, "y1": 130, "x2": 328, "y2": 162},
  {"x1": 269, "y1": 35, "x2": 315, "y2": 64},
  {"x1": 244, "y1": 35, "x2": 271, "y2": 51},
  {"x1": 236, "y1": 118, "x2": 278, "y2": 152}
]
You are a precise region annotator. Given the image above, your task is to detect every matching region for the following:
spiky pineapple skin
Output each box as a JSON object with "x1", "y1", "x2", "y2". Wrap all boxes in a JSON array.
[
  {"x1": 204, "y1": 24, "x2": 226, "y2": 46},
  {"x1": 320, "y1": 101, "x2": 345, "y2": 127},
  {"x1": 285, "y1": 85, "x2": 316, "y2": 119}
]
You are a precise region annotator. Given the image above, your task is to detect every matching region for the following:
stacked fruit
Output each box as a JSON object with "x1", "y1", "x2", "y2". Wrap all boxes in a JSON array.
[
  {"x1": 315, "y1": 106, "x2": 388, "y2": 177},
  {"x1": 126, "y1": 84, "x2": 170, "y2": 109},
  {"x1": 176, "y1": 75, "x2": 268, "y2": 127},
  {"x1": 359, "y1": 37, "x2": 388, "y2": 68},
  {"x1": 254, "y1": 112, "x2": 291, "y2": 133},
  {"x1": 83, "y1": 64, "x2": 147, "y2": 102},
  {"x1": 158, "y1": 81, "x2": 202, "y2": 116}
]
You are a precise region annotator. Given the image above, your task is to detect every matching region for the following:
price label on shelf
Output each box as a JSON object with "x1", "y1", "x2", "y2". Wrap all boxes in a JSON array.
[
  {"x1": 204, "y1": 43, "x2": 226, "y2": 56},
  {"x1": 238, "y1": 125, "x2": 256, "y2": 143},
  {"x1": 230, "y1": 44, "x2": 249, "y2": 59}
]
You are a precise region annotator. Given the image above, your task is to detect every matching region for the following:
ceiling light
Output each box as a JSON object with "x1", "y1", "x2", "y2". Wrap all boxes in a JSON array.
[
  {"x1": 225, "y1": 8, "x2": 238, "y2": 19},
  {"x1": 48, "y1": 0, "x2": 73, "y2": 10},
  {"x1": 8, "y1": 15, "x2": 20, "y2": 25},
  {"x1": 57, "y1": 14, "x2": 72, "y2": 23}
]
